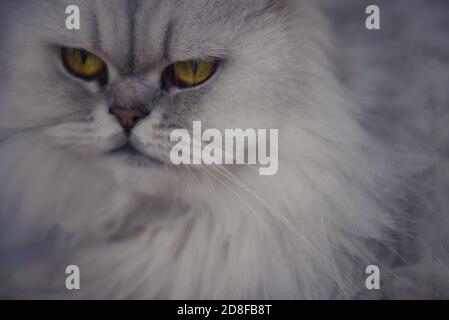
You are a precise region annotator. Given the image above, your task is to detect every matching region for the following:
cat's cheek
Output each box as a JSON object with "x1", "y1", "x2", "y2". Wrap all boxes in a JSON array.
[
  {"x1": 43, "y1": 104, "x2": 125, "y2": 154},
  {"x1": 88, "y1": 106, "x2": 128, "y2": 151}
]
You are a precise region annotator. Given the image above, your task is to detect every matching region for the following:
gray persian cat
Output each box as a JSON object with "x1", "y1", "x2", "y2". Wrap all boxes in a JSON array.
[{"x1": 0, "y1": 0, "x2": 448, "y2": 299}]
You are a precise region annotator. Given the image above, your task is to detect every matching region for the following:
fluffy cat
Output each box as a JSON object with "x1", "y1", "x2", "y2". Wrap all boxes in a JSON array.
[{"x1": 0, "y1": 0, "x2": 447, "y2": 299}]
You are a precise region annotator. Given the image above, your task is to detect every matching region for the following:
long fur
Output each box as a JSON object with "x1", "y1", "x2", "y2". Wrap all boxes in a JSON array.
[{"x1": 0, "y1": 0, "x2": 448, "y2": 299}]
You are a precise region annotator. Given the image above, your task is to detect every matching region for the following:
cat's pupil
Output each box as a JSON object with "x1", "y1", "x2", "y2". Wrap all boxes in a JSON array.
[
  {"x1": 191, "y1": 60, "x2": 199, "y2": 75},
  {"x1": 80, "y1": 50, "x2": 88, "y2": 64}
]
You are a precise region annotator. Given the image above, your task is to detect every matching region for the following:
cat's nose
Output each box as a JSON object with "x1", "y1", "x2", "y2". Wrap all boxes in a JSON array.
[{"x1": 109, "y1": 107, "x2": 149, "y2": 133}]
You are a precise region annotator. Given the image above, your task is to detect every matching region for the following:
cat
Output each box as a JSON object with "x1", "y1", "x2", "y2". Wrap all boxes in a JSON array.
[{"x1": 0, "y1": 0, "x2": 447, "y2": 299}]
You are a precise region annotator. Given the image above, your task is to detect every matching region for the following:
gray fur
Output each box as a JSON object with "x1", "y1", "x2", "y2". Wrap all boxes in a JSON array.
[{"x1": 0, "y1": 0, "x2": 448, "y2": 299}]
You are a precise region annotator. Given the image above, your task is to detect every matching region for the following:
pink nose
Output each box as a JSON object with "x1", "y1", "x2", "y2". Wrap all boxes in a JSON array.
[{"x1": 109, "y1": 107, "x2": 148, "y2": 133}]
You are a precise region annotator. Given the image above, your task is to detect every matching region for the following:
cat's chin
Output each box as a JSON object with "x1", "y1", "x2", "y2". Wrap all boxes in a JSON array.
[{"x1": 97, "y1": 144, "x2": 182, "y2": 196}]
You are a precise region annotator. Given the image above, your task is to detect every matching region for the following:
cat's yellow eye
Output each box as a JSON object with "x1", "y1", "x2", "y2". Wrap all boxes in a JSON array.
[
  {"x1": 171, "y1": 59, "x2": 217, "y2": 87},
  {"x1": 62, "y1": 48, "x2": 106, "y2": 80}
]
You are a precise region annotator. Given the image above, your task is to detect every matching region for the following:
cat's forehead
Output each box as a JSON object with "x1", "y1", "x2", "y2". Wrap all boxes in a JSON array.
[
  {"x1": 23, "y1": 0, "x2": 277, "y2": 72},
  {"x1": 133, "y1": 0, "x2": 260, "y2": 67}
]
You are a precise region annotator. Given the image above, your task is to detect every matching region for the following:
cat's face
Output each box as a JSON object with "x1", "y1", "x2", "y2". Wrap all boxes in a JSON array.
[{"x1": 0, "y1": 0, "x2": 292, "y2": 187}]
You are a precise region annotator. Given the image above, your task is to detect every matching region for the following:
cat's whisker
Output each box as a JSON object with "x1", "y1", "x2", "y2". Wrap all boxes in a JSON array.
[
  {"x1": 299, "y1": 126, "x2": 351, "y2": 157},
  {"x1": 185, "y1": 165, "x2": 201, "y2": 186},
  {"x1": 188, "y1": 137, "x2": 259, "y2": 171},
  {"x1": 0, "y1": 118, "x2": 85, "y2": 145},
  {"x1": 198, "y1": 165, "x2": 269, "y2": 231},
  {"x1": 213, "y1": 165, "x2": 266, "y2": 203},
  {"x1": 207, "y1": 163, "x2": 352, "y2": 295}
]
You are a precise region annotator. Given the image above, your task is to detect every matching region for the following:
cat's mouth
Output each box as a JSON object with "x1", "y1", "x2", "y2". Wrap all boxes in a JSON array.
[{"x1": 109, "y1": 143, "x2": 165, "y2": 167}]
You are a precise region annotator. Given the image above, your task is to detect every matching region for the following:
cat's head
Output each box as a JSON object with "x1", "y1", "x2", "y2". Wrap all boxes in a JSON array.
[{"x1": 0, "y1": 0, "x2": 330, "y2": 190}]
